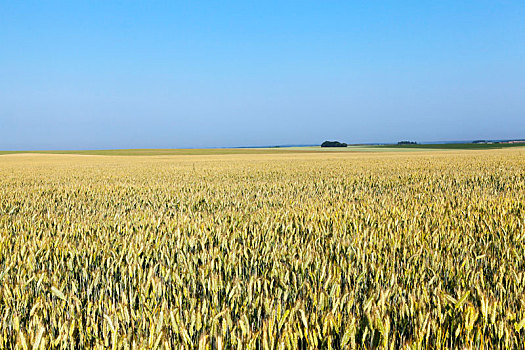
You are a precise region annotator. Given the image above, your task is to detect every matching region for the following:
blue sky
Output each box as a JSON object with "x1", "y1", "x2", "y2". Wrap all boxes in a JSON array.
[{"x1": 1, "y1": 1, "x2": 524, "y2": 149}]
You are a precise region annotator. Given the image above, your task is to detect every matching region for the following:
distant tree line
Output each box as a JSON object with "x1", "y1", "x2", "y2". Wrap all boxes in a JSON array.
[
  {"x1": 321, "y1": 141, "x2": 348, "y2": 148},
  {"x1": 397, "y1": 141, "x2": 417, "y2": 145}
]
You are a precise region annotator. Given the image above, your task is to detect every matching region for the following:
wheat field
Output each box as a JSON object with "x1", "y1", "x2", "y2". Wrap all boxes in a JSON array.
[{"x1": 1, "y1": 149, "x2": 524, "y2": 349}]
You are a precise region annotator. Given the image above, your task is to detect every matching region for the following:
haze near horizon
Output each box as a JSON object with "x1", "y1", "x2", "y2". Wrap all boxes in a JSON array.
[{"x1": 1, "y1": 1, "x2": 524, "y2": 150}]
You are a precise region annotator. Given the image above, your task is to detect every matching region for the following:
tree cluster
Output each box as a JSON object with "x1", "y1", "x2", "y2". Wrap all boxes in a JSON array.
[{"x1": 321, "y1": 141, "x2": 348, "y2": 148}]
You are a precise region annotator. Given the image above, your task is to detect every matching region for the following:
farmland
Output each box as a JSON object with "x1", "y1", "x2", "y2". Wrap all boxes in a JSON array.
[
  {"x1": 1, "y1": 149, "x2": 524, "y2": 348},
  {"x1": 1, "y1": 142, "x2": 524, "y2": 157}
]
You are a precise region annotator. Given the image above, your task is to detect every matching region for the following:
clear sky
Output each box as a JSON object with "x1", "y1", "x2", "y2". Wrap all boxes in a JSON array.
[{"x1": 1, "y1": 1, "x2": 524, "y2": 149}]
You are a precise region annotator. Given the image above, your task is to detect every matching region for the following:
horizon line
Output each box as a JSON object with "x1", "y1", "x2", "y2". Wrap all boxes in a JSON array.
[{"x1": 2, "y1": 138, "x2": 525, "y2": 152}]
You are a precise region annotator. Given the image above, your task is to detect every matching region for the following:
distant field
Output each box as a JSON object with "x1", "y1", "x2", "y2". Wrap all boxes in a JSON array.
[
  {"x1": 376, "y1": 142, "x2": 525, "y2": 150},
  {"x1": 2, "y1": 143, "x2": 524, "y2": 156},
  {"x1": 289, "y1": 143, "x2": 525, "y2": 152},
  {"x1": 278, "y1": 146, "x2": 443, "y2": 152},
  {"x1": 0, "y1": 148, "x2": 314, "y2": 156}
]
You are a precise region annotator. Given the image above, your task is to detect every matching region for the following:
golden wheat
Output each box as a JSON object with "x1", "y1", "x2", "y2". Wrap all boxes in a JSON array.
[{"x1": 0, "y1": 150, "x2": 524, "y2": 349}]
